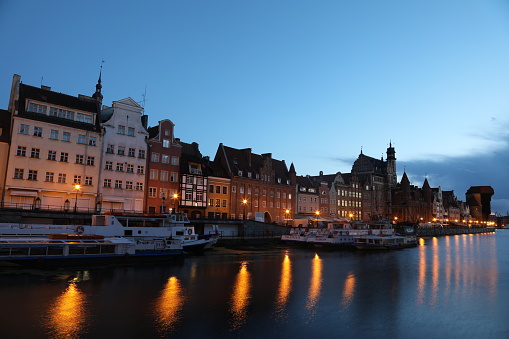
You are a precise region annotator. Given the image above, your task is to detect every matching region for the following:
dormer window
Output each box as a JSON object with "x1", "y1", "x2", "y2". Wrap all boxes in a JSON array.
[
  {"x1": 248, "y1": 172, "x2": 252, "y2": 178},
  {"x1": 277, "y1": 178, "x2": 281, "y2": 183},
  {"x1": 163, "y1": 139, "x2": 170, "y2": 148},
  {"x1": 238, "y1": 170, "x2": 243, "y2": 176}
]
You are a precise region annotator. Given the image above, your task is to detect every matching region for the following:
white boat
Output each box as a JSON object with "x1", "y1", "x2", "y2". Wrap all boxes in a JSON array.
[
  {"x1": 0, "y1": 213, "x2": 218, "y2": 253},
  {"x1": 0, "y1": 234, "x2": 184, "y2": 266},
  {"x1": 353, "y1": 234, "x2": 417, "y2": 250}
]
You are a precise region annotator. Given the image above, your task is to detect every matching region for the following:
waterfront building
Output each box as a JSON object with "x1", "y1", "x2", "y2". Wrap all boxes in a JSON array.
[
  {"x1": 214, "y1": 144, "x2": 294, "y2": 224},
  {"x1": 2, "y1": 74, "x2": 102, "y2": 211},
  {"x1": 466, "y1": 186, "x2": 494, "y2": 221},
  {"x1": 205, "y1": 163, "x2": 231, "y2": 219},
  {"x1": 295, "y1": 175, "x2": 320, "y2": 218},
  {"x1": 0, "y1": 109, "x2": 11, "y2": 204},
  {"x1": 442, "y1": 190, "x2": 461, "y2": 222},
  {"x1": 98, "y1": 98, "x2": 149, "y2": 212},
  {"x1": 177, "y1": 141, "x2": 208, "y2": 218},
  {"x1": 391, "y1": 172, "x2": 430, "y2": 223},
  {"x1": 146, "y1": 119, "x2": 182, "y2": 213}
]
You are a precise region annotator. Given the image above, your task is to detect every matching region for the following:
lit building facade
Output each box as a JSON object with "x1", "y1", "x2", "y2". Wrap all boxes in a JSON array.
[
  {"x1": 98, "y1": 98, "x2": 149, "y2": 213},
  {"x1": 2, "y1": 74, "x2": 102, "y2": 211}
]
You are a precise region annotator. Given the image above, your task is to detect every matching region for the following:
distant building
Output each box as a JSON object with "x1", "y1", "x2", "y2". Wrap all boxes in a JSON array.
[
  {"x1": 214, "y1": 144, "x2": 294, "y2": 223},
  {"x1": 3, "y1": 74, "x2": 102, "y2": 211},
  {"x1": 466, "y1": 186, "x2": 494, "y2": 221},
  {"x1": 178, "y1": 141, "x2": 209, "y2": 218},
  {"x1": 98, "y1": 98, "x2": 149, "y2": 212}
]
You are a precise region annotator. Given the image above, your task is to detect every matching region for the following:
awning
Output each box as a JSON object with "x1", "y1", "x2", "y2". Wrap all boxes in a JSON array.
[
  {"x1": 9, "y1": 189, "x2": 38, "y2": 197},
  {"x1": 101, "y1": 196, "x2": 125, "y2": 203}
]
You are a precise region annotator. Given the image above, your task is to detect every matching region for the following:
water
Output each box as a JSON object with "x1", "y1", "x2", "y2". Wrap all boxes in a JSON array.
[{"x1": 1, "y1": 231, "x2": 508, "y2": 339}]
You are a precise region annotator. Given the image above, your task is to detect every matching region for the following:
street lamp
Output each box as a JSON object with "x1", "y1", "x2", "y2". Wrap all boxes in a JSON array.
[
  {"x1": 242, "y1": 199, "x2": 248, "y2": 220},
  {"x1": 161, "y1": 195, "x2": 166, "y2": 214},
  {"x1": 285, "y1": 209, "x2": 290, "y2": 226},
  {"x1": 315, "y1": 210, "x2": 320, "y2": 227},
  {"x1": 73, "y1": 184, "x2": 81, "y2": 213},
  {"x1": 173, "y1": 193, "x2": 179, "y2": 213}
]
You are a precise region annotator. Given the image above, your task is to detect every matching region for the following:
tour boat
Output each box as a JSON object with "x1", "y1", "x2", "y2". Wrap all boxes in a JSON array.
[
  {"x1": 0, "y1": 213, "x2": 218, "y2": 253},
  {"x1": 0, "y1": 234, "x2": 184, "y2": 266},
  {"x1": 353, "y1": 233, "x2": 417, "y2": 250}
]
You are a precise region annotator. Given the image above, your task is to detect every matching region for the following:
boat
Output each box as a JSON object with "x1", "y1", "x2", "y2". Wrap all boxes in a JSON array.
[
  {"x1": 353, "y1": 233, "x2": 417, "y2": 250},
  {"x1": 0, "y1": 234, "x2": 184, "y2": 267},
  {"x1": 0, "y1": 212, "x2": 218, "y2": 253}
]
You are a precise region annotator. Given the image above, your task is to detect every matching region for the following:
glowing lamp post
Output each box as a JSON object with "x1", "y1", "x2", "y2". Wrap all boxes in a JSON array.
[
  {"x1": 73, "y1": 184, "x2": 81, "y2": 213},
  {"x1": 242, "y1": 199, "x2": 248, "y2": 220},
  {"x1": 285, "y1": 209, "x2": 290, "y2": 226},
  {"x1": 173, "y1": 193, "x2": 179, "y2": 213},
  {"x1": 315, "y1": 210, "x2": 320, "y2": 227}
]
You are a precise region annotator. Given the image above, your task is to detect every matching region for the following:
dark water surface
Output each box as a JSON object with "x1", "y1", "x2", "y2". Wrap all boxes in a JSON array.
[{"x1": 1, "y1": 231, "x2": 508, "y2": 339}]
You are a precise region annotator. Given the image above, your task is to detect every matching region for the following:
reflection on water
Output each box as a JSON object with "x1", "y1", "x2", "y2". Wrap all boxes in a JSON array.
[
  {"x1": 229, "y1": 261, "x2": 251, "y2": 331},
  {"x1": 46, "y1": 278, "x2": 88, "y2": 339},
  {"x1": 154, "y1": 276, "x2": 185, "y2": 335},
  {"x1": 341, "y1": 272, "x2": 356, "y2": 307},
  {"x1": 274, "y1": 252, "x2": 292, "y2": 320},
  {"x1": 306, "y1": 253, "x2": 322, "y2": 319}
]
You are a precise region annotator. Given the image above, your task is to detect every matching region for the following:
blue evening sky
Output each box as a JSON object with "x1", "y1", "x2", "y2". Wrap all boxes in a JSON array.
[{"x1": 1, "y1": 0, "x2": 508, "y2": 214}]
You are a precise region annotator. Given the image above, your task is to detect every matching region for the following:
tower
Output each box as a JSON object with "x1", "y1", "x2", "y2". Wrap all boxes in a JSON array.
[{"x1": 386, "y1": 141, "x2": 397, "y2": 188}]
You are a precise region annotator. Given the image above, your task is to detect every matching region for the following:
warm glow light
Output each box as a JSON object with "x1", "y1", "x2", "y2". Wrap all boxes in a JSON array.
[
  {"x1": 274, "y1": 253, "x2": 292, "y2": 320},
  {"x1": 341, "y1": 273, "x2": 356, "y2": 307},
  {"x1": 154, "y1": 276, "x2": 185, "y2": 335},
  {"x1": 315, "y1": 211, "x2": 320, "y2": 216},
  {"x1": 230, "y1": 261, "x2": 251, "y2": 331},
  {"x1": 242, "y1": 199, "x2": 248, "y2": 205},
  {"x1": 46, "y1": 281, "x2": 87, "y2": 338},
  {"x1": 306, "y1": 253, "x2": 322, "y2": 317},
  {"x1": 173, "y1": 193, "x2": 178, "y2": 199},
  {"x1": 74, "y1": 184, "x2": 81, "y2": 190}
]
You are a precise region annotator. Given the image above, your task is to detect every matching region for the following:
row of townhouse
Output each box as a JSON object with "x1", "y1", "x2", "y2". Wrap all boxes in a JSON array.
[{"x1": 0, "y1": 74, "x2": 491, "y2": 223}]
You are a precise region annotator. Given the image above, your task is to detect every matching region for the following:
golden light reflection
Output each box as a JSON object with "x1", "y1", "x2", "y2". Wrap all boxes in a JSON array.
[
  {"x1": 306, "y1": 253, "x2": 322, "y2": 316},
  {"x1": 230, "y1": 261, "x2": 251, "y2": 331},
  {"x1": 274, "y1": 253, "x2": 292, "y2": 319},
  {"x1": 417, "y1": 237, "x2": 426, "y2": 305},
  {"x1": 430, "y1": 237, "x2": 439, "y2": 306},
  {"x1": 341, "y1": 273, "x2": 356, "y2": 307},
  {"x1": 154, "y1": 276, "x2": 185, "y2": 335},
  {"x1": 46, "y1": 281, "x2": 88, "y2": 339}
]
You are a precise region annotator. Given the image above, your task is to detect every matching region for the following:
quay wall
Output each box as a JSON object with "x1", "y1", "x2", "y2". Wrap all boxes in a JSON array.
[{"x1": 415, "y1": 227, "x2": 495, "y2": 237}]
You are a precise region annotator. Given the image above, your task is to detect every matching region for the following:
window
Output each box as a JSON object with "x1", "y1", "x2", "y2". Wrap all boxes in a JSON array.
[
  {"x1": 28, "y1": 102, "x2": 47, "y2": 114},
  {"x1": 86, "y1": 156, "x2": 95, "y2": 166},
  {"x1": 45, "y1": 172, "x2": 54, "y2": 182},
  {"x1": 48, "y1": 151, "x2": 57, "y2": 161},
  {"x1": 232, "y1": 186, "x2": 236, "y2": 193},
  {"x1": 28, "y1": 170, "x2": 38, "y2": 181},
  {"x1": 77, "y1": 135, "x2": 86, "y2": 144},
  {"x1": 126, "y1": 164, "x2": 134, "y2": 173},
  {"x1": 170, "y1": 172, "x2": 177, "y2": 182},
  {"x1": 117, "y1": 125, "x2": 125, "y2": 134},
  {"x1": 163, "y1": 139, "x2": 170, "y2": 148},
  {"x1": 19, "y1": 124, "x2": 29, "y2": 134},
  {"x1": 150, "y1": 169, "x2": 158, "y2": 180},
  {"x1": 186, "y1": 177, "x2": 193, "y2": 184},
  {"x1": 58, "y1": 173, "x2": 66, "y2": 183},
  {"x1": 126, "y1": 181, "x2": 133, "y2": 190},
  {"x1": 216, "y1": 199, "x2": 220, "y2": 207},
  {"x1": 216, "y1": 186, "x2": 221, "y2": 194},
  {"x1": 89, "y1": 137, "x2": 96, "y2": 146},
  {"x1": 74, "y1": 175, "x2": 82, "y2": 184},
  {"x1": 160, "y1": 171, "x2": 169, "y2": 181},
  {"x1": 30, "y1": 148, "x2": 40, "y2": 159},
  {"x1": 209, "y1": 198, "x2": 214, "y2": 206},
  {"x1": 16, "y1": 146, "x2": 26, "y2": 157},
  {"x1": 185, "y1": 191, "x2": 192, "y2": 200},
  {"x1": 116, "y1": 163, "x2": 124, "y2": 172},
  {"x1": 50, "y1": 130, "x2": 59, "y2": 140},
  {"x1": 76, "y1": 113, "x2": 92, "y2": 123},
  {"x1": 160, "y1": 188, "x2": 167, "y2": 198},
  {"x1": 223, "y1": 186, "x2": 227, "y2": 194},
  {"x1": 135, "y1": 182, "x2": 143, "y2": 191},
  {"x1": 238, "y1": 170, "x2": 242, "y2": 176},
  {"x1": 240, "y1": 187, "x2": 244, "y2": 194},
  {"x1": 128, "y1": 148, "x2": 135, "y2": 157},
  {"x1": 138, "y1": 150, "x2": 145, "y2": 159},
  {"x1": 14, "y1": 168, "x2": 23, "y2": 179},
  {"x1": 50, "y1": 107, "x2": 74, "y2": 120},
  {"x1": 161, "y1": 155, "x2": 169, "y2": 164},
  {"x1": 85, "y1": 176, "x2": 93, "y2": 186},
  {"x1": 151, "y1": 153, "x2": 159, "y2": 162},
  {"x1": 137, "y1": 165, "x2": 144, "y2": 174},
  {"x1": 165, "y1": 130, "x2": 171, "y2": 136},
  {"x1": 33, "y1": 127, "x2": 42, "y2": 137},
  {"x1": 149, "y1": 187, "x2": 157, "y2": 198},
  {"x1": 105, "y1": 161, "x2": 113, "y2": 170},
  {"x1": 103, "y1": 179, "x2": 112, "y2": 188},
  {"x1": 117, "y1": 146, "x2": 125, "y2": 155},
  {"x1": 171, "y1": 157, "x2": 179, "y2": 165},
  {"x1": 115, "y1": 180, "x2": 123, "y2": 189},
  {"x1": 209, "y1": 185, "x2": 214, "y2": 193},
  {"x1": 60, "y1": 152, "x2": 68, "y2": 162},
  {"x1": 62, "y1": 132, "x2": 71, "y2": 142},
  {"x1": 197, "y1": 192, "x2": 203, "y2": 202},
  {"x1": 76, "y1": 155, "x2": 84, "y2": 164},
  {"x1": 222, "y1": 200, "x2": 227, "y2": 208},
  {"x1": 106, "y1": 145, "x2": 114, "y2": 154},
  {"x1": 128, "y1": 127, "x2": 135, "y2": 136}
]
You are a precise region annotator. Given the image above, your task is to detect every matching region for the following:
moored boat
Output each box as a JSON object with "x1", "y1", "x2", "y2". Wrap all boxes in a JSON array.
[{"x1": 353, "y1": 234, "x2": 417, "y2": 250}]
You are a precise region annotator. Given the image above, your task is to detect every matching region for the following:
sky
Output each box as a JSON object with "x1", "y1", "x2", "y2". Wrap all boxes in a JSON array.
[{"x1": 1, "y1": 0, "x2": 508, "y2": 214}]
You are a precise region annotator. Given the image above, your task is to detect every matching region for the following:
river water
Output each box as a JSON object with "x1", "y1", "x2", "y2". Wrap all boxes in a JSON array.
[{"x1": 1, "y1": 231, "x2": 508, "y2": 339}]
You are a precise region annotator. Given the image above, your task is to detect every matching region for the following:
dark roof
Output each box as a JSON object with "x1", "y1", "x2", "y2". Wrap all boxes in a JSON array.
[
  {"x1": 0, "y1": 109, "x2": 11, "y2": 142},
  {"x1": 296, "y1": 175, "x2": 316, "y2": 189},
  {"x1": 19, "y1": 83, "x2": 98, "y2": 113}
]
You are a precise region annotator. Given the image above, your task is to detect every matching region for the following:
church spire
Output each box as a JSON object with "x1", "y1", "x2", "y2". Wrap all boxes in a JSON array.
[{"x1": 92, "y1": 62, "x2": 103, "y2": 104}]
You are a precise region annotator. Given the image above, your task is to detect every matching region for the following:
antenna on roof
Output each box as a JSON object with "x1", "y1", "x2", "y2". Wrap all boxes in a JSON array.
[
  {"x1": 41, "y1": 76, "x2": 43, "y2": 87},
  {"x1": 139, "y1": 86, "x2": 148, "y2": 112}
]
